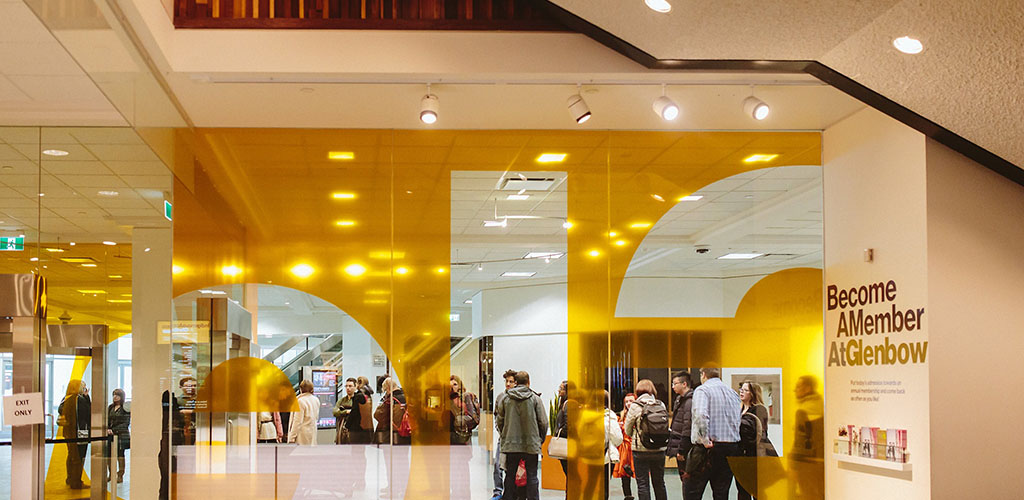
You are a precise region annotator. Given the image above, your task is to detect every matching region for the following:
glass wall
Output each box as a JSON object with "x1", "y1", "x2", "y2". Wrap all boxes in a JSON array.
[
  {"x1": 166, "y1": 129, "x2": 824, "y2": 500},
  {"x1": 0, "y1": 125, "x2": 172, "y2": 499}
]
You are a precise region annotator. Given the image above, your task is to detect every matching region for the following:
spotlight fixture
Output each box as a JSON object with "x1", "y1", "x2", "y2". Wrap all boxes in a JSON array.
[
  {"x1": 567, "y1": 86, "x2": 592, "y2": 124},
  {"x1": 644, "y1": 0, "x2": 672, "y2": 13},
  {"x1": 652, "y1": 85, "x2": 679, "y2": 121},
  {"x1": 420, "y1": 84, "x2": 439, "y2": 125},
  {"x1": 743, "y1": 96, "x2": 771, "y2": 121}
]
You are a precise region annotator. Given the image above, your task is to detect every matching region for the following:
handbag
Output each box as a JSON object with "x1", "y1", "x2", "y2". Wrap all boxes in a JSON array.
[
  {"x1": 515, "y1": 459, "x2": 528, "y2": 487},
  {"x1": 548, "y1": 427, "x2": 568, "y2": 460}
]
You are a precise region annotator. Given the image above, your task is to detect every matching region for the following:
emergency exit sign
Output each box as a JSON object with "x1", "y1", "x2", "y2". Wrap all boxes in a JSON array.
[
  {"x1": 164, "y1": 200, "x2": 173, "y2": 221},
  {"x1": 0, "y1": 237, "x2": 24, "y2": 251}
]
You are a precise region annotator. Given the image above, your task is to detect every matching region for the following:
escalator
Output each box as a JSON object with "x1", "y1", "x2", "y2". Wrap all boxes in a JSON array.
[{"x1": 268, "y1": 334, "x2": 344, "y2": 388}]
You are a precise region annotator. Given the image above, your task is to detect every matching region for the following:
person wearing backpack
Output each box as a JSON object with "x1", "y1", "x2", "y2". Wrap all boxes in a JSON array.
[
  {"x1": 685, "y1": 365, "x2": 742, "y2": 500},
  {"x1": 624, "y1": 379, "x2": 670, "y2": 500}
]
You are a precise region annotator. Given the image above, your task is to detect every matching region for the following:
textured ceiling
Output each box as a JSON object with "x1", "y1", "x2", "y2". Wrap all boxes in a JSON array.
[{"x1": 550, "y1": 0, "x2": 1024, "y2": 171}]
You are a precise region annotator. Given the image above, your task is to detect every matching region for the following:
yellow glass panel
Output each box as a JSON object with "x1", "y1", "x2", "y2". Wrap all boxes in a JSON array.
[{"x1": 194, "y1": 357, "x2": 300, "y2": 413}]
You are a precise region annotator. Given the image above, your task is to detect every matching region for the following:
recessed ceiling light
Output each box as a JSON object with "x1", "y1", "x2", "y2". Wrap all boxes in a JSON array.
[
  {"x1": 97, "y1": 190, "x2": 119, "y2": 197},
  {"x1": 524, "y1": 252, "x2": 564, "y2": 260},
  {"x1": 77, "y1": 289, "x2": 107, "y2": 294},
  {"x1": 102, "y1": 241, "x2": 116, "y2": 246},
  {"x1": 221, "y1": 265, "x2": 242, "y2": 276},
  {"x1": 483, "y1": 219, "x2": 508, "y2": 228},
  {"x1": 717, "y1": 253, "x2": 764, "y2": 260},
  {"x1": 172, "y1": 265, "x2": 184, "y2": 274},
  {"x1": 588, "y1": 249, "x2": 601, "y2": 257},
  {"x1": 364, "y1": 299, "x2": 388, "y2": 305},
  {"x1": 69, "y1": 242, "x2": 76, "y2": 246},
  {"x1": 644, "y1": 0, "x2": 671, "y2": 13},
  {"x1": 436, "y1": 267, "x2": 447, "y2": 274},
  {"x1": 506, "y1": 194, "x2": 530, "y2": 201},
  {"x1": 45, "y1": 247, "x2": 64, "y2": 252},
  {"x1": 463, "y1": 299, "x2": 473, "y2": 304},
  {"x1": 892, "y1": 36, "x2": 923, "y2": 54},
  {"x1": 344, "y1": 264, "x2": 366, "y2": 277},
  {"x1": 331, "y1": 192, "x2": 356, "y2": 200},
  {"x1": 80, "y1": 263, "x2": 97, "y2": 267},
  {"x1": 562, "y1": 221, "x2": 574, "y2": 229},
  {"x1": 108, "y1": 275, "x2": 122, "y2": 279},
  {"x1": 42, "y1": 149, "x2": 69, "y2": 157},
  {"x1": 395, "y1": 266, "x2": 410, "y2": 275},
  {"x1": 650, "y1": 194, "x2": 665, "y2": 202},
  {"x1": 608, "y1": 231, "x2": 619, "y2": 238},
  {"x1": 678, "y1": 195, "x2": 703, "y2": 201},
  {"x1": 335, "y1": 220, "x2": 356, "y2": 227},
  {"x1": 501, "y1": 271, "x2": 536, "y2": 278},
  {"x1": 38, "y1": 193, "x2": 44, "y2": 197},
  {"x1": 199, "y1": 289, "x2": 227, "y2": 295},
  {"x1": 328, "y1": 151, "x2": 355, "y2": 160},
  {"x1": 743, "y1": 154, "x2": 778, "y2": 163},
  {"x1": 614, "y1": 239, "x2": 628, "y2": 247},
  {"x1": 107, "y1": 299, "x2": 132, "y2": 304},
  {"x1": 291, "y1": 263, "x2": 315, "y2": 278},
  {"x1": 29, "y1": 257, "x2": 39, "y2": 262},
  {"x1": 536, "y1": 153, "x2": 567, "y2": 163},
  {"x1": 629, "y1": 222, "x2": 652, "y2": 229}
]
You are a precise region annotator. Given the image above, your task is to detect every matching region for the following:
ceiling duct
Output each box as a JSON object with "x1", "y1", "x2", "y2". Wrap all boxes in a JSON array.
[{"x1": 500, "y1": 177, "x2": 556, "y2": 191}]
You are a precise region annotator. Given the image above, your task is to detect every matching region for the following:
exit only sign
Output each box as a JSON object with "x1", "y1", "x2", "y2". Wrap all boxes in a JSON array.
[
  {"x1": 0, "y1": 236, "x2": 24, "y2": 251},
  {"x1": 3, "y1": 392, "x2": 43, "y2": 426}
]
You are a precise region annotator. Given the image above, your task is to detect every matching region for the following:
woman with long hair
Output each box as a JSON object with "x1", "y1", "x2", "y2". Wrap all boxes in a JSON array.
[
  {"x1": 107, "y1": 388, "x2": 131, "y2": 483},
  {"x1": 59, "y1": 380, "x2": 90, "y2": 489},
  {"x1": 738, "y1": 381, "x2": 769, "y2": 500},
  {"x1": 614, "y1": 393, "x2": 637, "y2": 500}
]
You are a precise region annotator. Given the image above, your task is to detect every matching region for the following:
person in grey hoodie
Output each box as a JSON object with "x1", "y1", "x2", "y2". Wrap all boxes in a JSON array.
[{"x1": 496, "y1": 371, "x2": 548, "y2": 500}]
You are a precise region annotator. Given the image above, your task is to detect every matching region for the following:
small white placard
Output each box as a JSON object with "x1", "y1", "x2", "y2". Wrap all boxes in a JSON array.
[{"x1": 3, "y1": 392, "x2": 44, "y2": 426}]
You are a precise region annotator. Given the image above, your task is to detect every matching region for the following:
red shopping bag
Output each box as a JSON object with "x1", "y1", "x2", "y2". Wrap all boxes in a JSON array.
[{"x1": 515, "y1": 459, "x2": 527, "y2": 487}]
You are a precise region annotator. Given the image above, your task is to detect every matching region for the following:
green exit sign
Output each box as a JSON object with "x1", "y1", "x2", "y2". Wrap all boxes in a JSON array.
[
  {"x1": 164, "y1": 200, "x2": 173, "y2": 221},
  {"x1": 0, "y1": 236, "x2": 24, "y2": 251}
]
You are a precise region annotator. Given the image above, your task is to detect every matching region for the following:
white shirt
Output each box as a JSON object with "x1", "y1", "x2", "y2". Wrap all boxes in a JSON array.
[{"x1": 288, "y1": 393, "x2": 321, "y2": 445}]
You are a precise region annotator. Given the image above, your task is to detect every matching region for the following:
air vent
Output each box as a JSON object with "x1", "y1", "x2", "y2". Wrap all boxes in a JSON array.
[{"x1": 500, "y1": 177, "x2": 556, "y2": 191}]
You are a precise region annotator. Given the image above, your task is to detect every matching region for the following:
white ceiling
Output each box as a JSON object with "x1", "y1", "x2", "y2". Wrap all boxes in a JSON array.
[
  {"x1": 449, "y1": 164, "x2": 822, "y2": 310},
  {"x1": 0, "y1": 126, "x2": 172, "y2": 243},
  {"x1": 0, "y1": 0, "x2": 123, "y2": 125}
]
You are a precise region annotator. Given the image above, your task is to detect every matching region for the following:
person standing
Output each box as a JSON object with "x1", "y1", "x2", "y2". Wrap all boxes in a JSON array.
[
  {"x1": 450, "y1": 374, "x2": 481, "y2": 444},
  {"x1": 257, "y1": 411, "x2": 282, "y2": 443},
  {"x1": 107, "y1": 388, "x2": 131, "y2": 483},
  {"x1": 737, "y1": 381, "x2": 770, "y2": 500},
  {"x1": 288, "y1": 380, "x2": 320, "y2": 445},
  {"x1": 581, "y1": 391, "x2": 623, "y2": 500},
  {"x1": 790, "y1": 375, "x2": 823, "y2": 500},
  {"x1": 59, "y1": 380, "x2": 90, "y2": 489},
  {"x1": 492, "y1": 369, "x2": 517, "y2": 500},
  {"x1": 333, "y1": 378, "x2": 357, "y2": 444},
  {"x1": 666, "y1": 372, "x2": 694, "y2": 490},
  {"x1": 685, "y1": 365, "x2": 742, "y2": 500},
  {"x1": 346, "y1": 377, "x2": 374, "y2": 444},
  {"x1": 614, "y1": 393, "x2": 637, "y2": 500},
  {"x1": 624, "y1": 379, "x2": 668, "y2": 500},
  {"x1": 497, "y1": 371, "x2": 548, "y2": 500}
]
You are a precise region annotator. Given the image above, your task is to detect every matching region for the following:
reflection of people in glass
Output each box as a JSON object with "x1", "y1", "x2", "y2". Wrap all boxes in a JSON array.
[
  {"x1": 59, "y1": 379, "x2": 91, "y2": 489},
  {"x1": 174, "y1": 376, "x2": 198, "y2": 445},
  {"x1": 790, "y1": 375, "x2": 824, "y2": 500},
  {"x1": 624, "y1": 379, "x2": 668, "y2": 500},
  {"x1": 288, "y1": 379, "x2": 319, "y2": 445},
  {"x1": 492, "y1": 369, "x2": 517, "y2": 500},
  {"x1": 374, "y1": 377, "x2": 409, "y2": 498},
  {"x1": 614, "y1": 393, "x2": 637, "y2": 500},
  {"x1": 107, "y1": 388, "x2": 131, "y2": 483},
  {"x1": 333, "y1": 378, "x2": 356, "y2": 444}
]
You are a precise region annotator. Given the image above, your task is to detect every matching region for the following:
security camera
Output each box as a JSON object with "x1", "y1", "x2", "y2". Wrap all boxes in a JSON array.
[{"x1": 695, "y1": 245, "x2": 710, "y2": 254}]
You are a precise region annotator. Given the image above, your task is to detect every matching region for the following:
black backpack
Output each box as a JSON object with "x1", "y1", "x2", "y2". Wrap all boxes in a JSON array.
[{"x1": 638, "y1": 399, "x2": 670, "y2": 449}]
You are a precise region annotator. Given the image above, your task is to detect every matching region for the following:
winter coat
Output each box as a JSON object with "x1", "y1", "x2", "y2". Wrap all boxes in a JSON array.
[
  {"x1": 288, "y1": 392, "x2": 320, "y2": 445},
  {"x1": 496, "y1": 385, "x2": 548, "y2": 454},
  {"x1": 665, "y1": 389, "x2": 693, "y2": 457},
  {"x1": 604, "y1": 408, "x2": 624, "y2": 463},
  {"x1": 624, "y1": 393, "x2": 667, "y2": 452}
]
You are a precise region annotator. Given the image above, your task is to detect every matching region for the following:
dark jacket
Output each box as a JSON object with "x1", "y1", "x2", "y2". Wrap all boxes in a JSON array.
[
  {"x1": 108, "y1": 404, "x2": 131, "y2": 451},
  {"x1": 345, "y1": 391, "x2": 370, "y2": 431},
  {"x1": 496, "y1": 385, "x2": 548, "y2": 454},
  {"x1": 666, "y1": 389, "x2": 693, "y2": 457},
  {"x1": 374, "y1": 389, "x2": 406, "y2": 435}
]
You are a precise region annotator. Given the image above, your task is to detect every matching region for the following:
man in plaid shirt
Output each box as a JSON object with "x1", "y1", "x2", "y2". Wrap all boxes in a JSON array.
[{"x1": 685, "y1": 365, "x2": 742, "y2": 500}]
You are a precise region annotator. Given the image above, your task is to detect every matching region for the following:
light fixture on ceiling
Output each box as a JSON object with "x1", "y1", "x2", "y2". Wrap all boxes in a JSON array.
[
  {"x1": 677, "y1": 195, "x2": 703, "y2": 202},
  {"x1": 717, "y1": 253, "x2": 764, "y2": 260},
  {"x1": 650, "y1": 194, "x2": 665, "y2": 202},
  {"x1": 567, "y1": 86, "x2": 592, "y2": 124},
  {"x1": 42, "y1": 149, "x2": 69, "y2": 157},
  {"x1": 652, "y1": 85, "x2": 679, "y2": 121},
  {"x1": 506, "y1": 194, "x2": 530, "y2": 201},
  {"x1": 743, "y1": 154, "x2": 779, "y2": 163},
  {"x1": 335, "y1": 220, "x2": 356, "y2": 227},
  {"x1": 97, "y1": 190, "x2": 119, "y2": 197},
  {"x1": 892, "y1": 36, "x2": 923, "y2": 54},
  {"x1": 69, "y1": 241, "x2": 76, "y2": 246},
  {"x1": 221, "y1": 265, "x2": 241, "y2": 276},
  {"x1": 331, "y1": 192, "x2": 356, "y2": 200},
  {"x1": 644, "y1": 0, "x2": 671, "y2": 13},
  {"x1": 629, "y1": 222, "x2": 652, "y2": 229},
  {"x1": 477, "y1": 263, "x2": 484, "y2": 271},
  {"x1": 102, "y1": 241, "x2": 116, "y2": 246},
  {"x1": 420, "y1": 84, "x2": 439, "y2": 125},
  {"x1": 395, "y1": 266, "x2": 410, "y2": 275},
  {"x1": 536, "y1": 153, "x2": 567, "y2": 163},
  {"x1": 436, "y1": 267, "x2": 447, "y2": 274},
  {"x1": 464, "y1": 298, "x2": 473, "y2": 304},
  {"x1": 328, "y1": 151, "x2": 355, "y2": 160},
  {"x1": 501, "y1": 271, "x2": 536, "y2": 278},
  {"x1": 344, "y1": 263, "x2": 366, "y2": 277},
  {"x1": 483, "y1": 219, "x2": 508, "y2": 228},
  {"x1": 562, "y1": 220, "x2": 573, "y2": 229},
  {"x1": 742, "y1": 96, "x2": 771, "y2": 121},
  {"x1": 290, "y1": 263, "x2": 315, "y2": 278}
]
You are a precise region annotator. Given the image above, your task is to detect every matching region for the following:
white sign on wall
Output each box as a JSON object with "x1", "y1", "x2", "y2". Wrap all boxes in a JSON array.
[{"x1": 3, "y1": 393, "x2": 44, "y2": 426}]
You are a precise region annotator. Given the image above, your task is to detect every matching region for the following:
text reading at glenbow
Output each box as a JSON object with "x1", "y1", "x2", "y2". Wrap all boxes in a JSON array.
[{"x1": 827, "y1": 280, "x2": 927, "y2": 367}]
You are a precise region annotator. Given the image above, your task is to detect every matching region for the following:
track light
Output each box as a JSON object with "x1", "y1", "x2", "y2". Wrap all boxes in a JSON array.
[
  {"x1": 567, "y1": 87, "x2": 591, "y2": 124},
  {"x1": 420, "y1": 84, "x2": 438, "y2": 124},
  {"x1": 652, "y1": 86, "x2": 679, "y2": 121},
  {"x1": 742, "y1": 96, "x2": 770, "y2": 121}
]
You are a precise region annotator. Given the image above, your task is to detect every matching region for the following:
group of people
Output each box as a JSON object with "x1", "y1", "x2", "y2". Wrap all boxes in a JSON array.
[{"x1": 57, "y1": 380, "x2": 131, "y2": 489}]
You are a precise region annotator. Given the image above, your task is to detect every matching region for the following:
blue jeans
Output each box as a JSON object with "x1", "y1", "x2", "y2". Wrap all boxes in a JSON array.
[
  {"x1": 633, "y1": 450, "x2": 667, "y2": 500},
  {"x1": 501, "y1": 453, "x2": 539, "y2": 500},
  {"x1": 493, "y1": 442, "x2": 504, "y2": 499}
]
